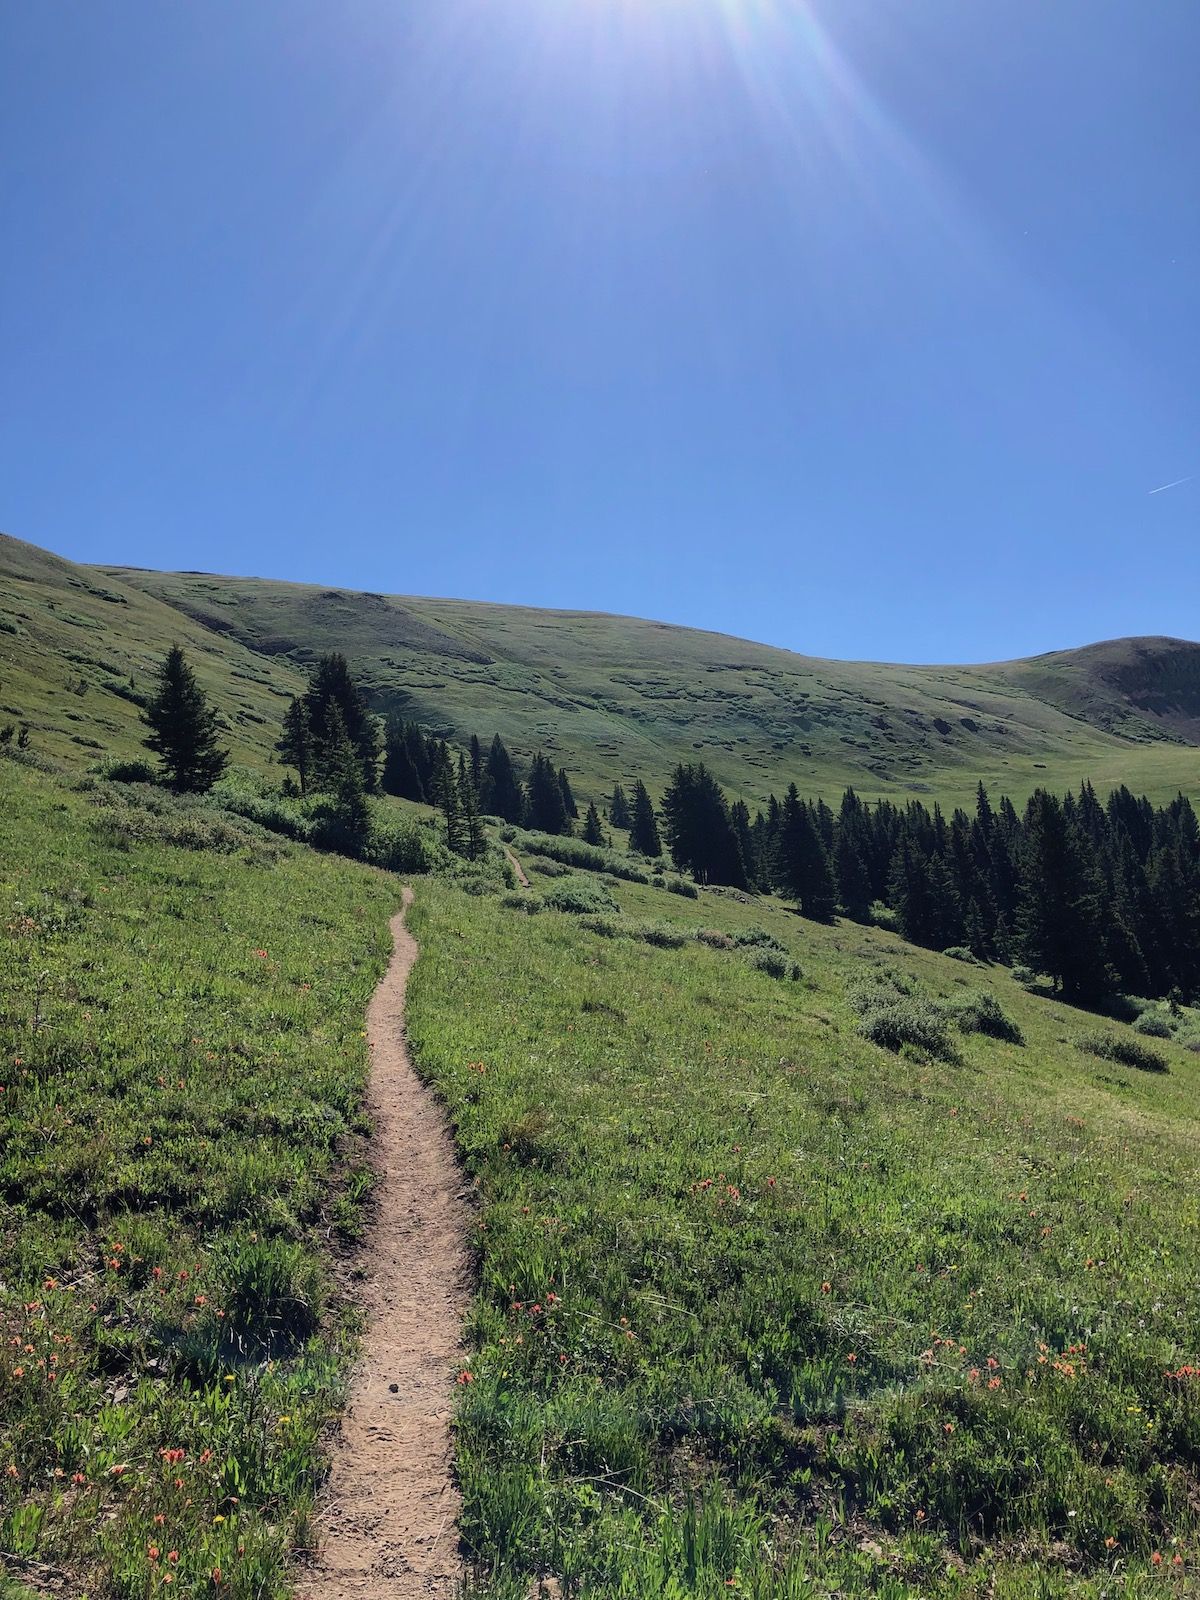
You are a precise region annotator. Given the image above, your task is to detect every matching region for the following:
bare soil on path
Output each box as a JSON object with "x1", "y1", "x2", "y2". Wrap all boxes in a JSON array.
[
  {"x1": 503, "y1": 845, "x2": 531, "y2": 889},
  {"x1": 296, "y1": 888, "x2": 469, "y2": 1599}
]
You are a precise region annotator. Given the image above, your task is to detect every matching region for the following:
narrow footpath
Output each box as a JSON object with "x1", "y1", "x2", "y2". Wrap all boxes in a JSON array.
[{"x1": 297, "y1": 888, "x2": 468, "y2": 1598}]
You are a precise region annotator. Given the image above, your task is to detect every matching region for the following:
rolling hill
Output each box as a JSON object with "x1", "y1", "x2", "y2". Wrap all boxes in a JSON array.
[{"x1": 3, "y1": 530, "x2": 1199, "y2": 810}]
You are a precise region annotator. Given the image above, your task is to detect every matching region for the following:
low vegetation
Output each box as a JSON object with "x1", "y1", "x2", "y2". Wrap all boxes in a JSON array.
[
  {"x1": 408, "y1": 878, "x2": 1200, "y2": 1596},
  {"x1": 0, "y1": 760, "x2": 396, "y2": 1596}
]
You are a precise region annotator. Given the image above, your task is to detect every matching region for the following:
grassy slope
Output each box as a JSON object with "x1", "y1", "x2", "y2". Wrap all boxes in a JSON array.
[
  {"x1": 100, "y1": 561, "x2": 1200, "y2": 811},
  {"x1": 0, "y1": 757, "x2": 397, "y2": 1598},
  {"x1": 407, "y1": 869, "x2": 1200, "y2": 1597},
  {"x1": 0, "y1": 536, "x2": 305, "y2": 775}
]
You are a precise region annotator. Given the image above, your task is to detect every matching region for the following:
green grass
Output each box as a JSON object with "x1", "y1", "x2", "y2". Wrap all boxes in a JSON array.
[
  {"x1": 93, "y1": 550, "x2": 1200, "y2": 812},
  {"x1": 0, "y1": 757, "x2": 397, "y2": 1597},
  {"x1": 406, "y1": 873, "x2": 1200, "y2": 1597}
]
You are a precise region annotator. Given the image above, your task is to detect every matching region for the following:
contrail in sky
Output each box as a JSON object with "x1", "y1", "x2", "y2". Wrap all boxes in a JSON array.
[{"x1": 1148, "y1": 475, "x2": 1193, "y2": 495}]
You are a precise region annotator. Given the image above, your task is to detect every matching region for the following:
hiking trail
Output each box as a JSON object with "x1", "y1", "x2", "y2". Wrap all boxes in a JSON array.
[{"x1": 297, "y1": 887, "x2": 469, "y2": 1598}]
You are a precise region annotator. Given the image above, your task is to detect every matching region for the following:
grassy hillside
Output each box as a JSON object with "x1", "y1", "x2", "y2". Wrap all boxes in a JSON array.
[
  {"x1": 0, "y1": 536, "x2": 304, "y2": 775},
  {"x1": 99, "y1": 558, "x2": 1200, "y2": 811},
  {"x1": 0, "y1": 755, "x2": 398, "y2": 1598},
  {"x1": 409, "y1": 861, "x2": 1200, "y2": 1597}
]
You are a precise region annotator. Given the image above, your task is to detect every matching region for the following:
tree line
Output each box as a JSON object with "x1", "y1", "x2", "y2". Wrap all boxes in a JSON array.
[
  {"x1": 641, "y1": 760, "x2": 1200, "y2": 1005},
  {"x1": 139, "y1": 646, "x2": 1200, "y2": 1004}
]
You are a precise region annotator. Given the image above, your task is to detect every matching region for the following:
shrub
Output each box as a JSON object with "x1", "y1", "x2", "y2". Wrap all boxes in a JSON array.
[
  {"x1": 636, "y1": 921, "x2": 688, "y2": 949},
  {"x1": 695, "y1": 928, "x2": 735, "y2": 950},
  {"x1": 943, "y1": 946, "x2": 981, "y2": 965},
  {"x1": 366, "y1": 819, "x2": 431, "y2": 874},
  {"x1": 733, "y1": 927, "x2": 787, "y2": 952},
  {"x1": 101, "y1": 757, "x2": 158, "y2": 784},
  {"x1": 952, "y1": 991, "x2": 1025, "y2": 1045},
  {"x1": 1010, "y1": 965, "x2": 1037, "y2": 988},
  {"x1": 747, "y1": 950, "x2": 801, "y2": 981},
  {"x1": 650, "y1": 875, "x2": 666, "y2": 888},
  {"x1": 513, "y1": 831, "x2": 649, "y2": 884},
  {"x1": 1104, "y1": 993, "x2": 1152, "y2": 1022},
  {"x1": 667, "y1": 878, "x2": 699, "y2": 899},
  {"x1": 1077, "y1": 1032, "x2": 1169, "y2": 1074},
  {"x1": 1132, "y1": 1011, "x2": 1172, "y2": 1038},
  {"x1": 543, "y1": 876, "x2": 619, "y2": 916},
  {"x1": 870, "y1": 901, "x2": 900, "y2": 934},
  {"x1": 501, "y1": 891, "x2": 544, "y2": 914},
  {"x1": 856, "y1": 999, "x2": 958, "y2": 1062},
  {"x1": 578, "y1": 914, "x2": 627, "y2": 940}
]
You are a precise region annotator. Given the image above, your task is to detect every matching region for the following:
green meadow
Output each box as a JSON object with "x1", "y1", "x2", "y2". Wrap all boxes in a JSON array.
[
  {"x1": 407, "y1": 863, "x2": 1200, "y2": 1597},
  {"x1": 1, "y1": 758, "x2": 395, "y2": 1598}
]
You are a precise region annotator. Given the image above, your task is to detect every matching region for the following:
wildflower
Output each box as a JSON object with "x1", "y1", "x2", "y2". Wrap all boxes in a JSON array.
[
  {"x1": 1151, "y1": 1552, "x2": 1163, "y2": 1566},
  {"x1": 154, "y1": 1514, "x2": 165, "y2": 1525},
  {"x1": 5, "y1": 1465, "x2": 18, "y2": 1480},
  {"x1": 72, "y1": 1472, "x2": 87, "y2": 1485},
  {"x1": 213, "y1": 1514, "x2": 226, "y2": 1524},
  {"x1": 987, "y1": 1377, "x2": 1002, "y2": 1390},
  {"x1": 820, "y1": 1282, "x2": 831, "y2": 1295},
  {"x1": 846, "y1": 1352, "x2": 857, "y2": 1365},
  {"x1": 456, "y1": 1370, "x2": 474, "y2": 1385},
  {"x1": 212, "y1": 1569, "x2": 223, "y2": 1586},
  {"x1": 168, "y1": 1551, "x2": 179, "y2": 1564},
  {"x1": 943, "y1": 1422, "x2": 954, "y2": 1434},
  {"x1": 1105, "y1": 1537, "x2": 1118, "y2": 1550}
]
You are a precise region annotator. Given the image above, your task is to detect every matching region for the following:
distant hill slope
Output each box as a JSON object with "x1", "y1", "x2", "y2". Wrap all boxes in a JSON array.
[{"x1": 3, "y1": 532, "x2": 1197, "y2": 809}]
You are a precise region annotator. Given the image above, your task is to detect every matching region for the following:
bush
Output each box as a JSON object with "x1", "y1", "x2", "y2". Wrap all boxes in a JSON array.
[
  {"x1": 747, "y1": 950, "x2": 802, "y2": 981},
  {"x1": 856, "y1": 999, "x2": 958, "y2": 1062},
  {"x1": 1077, "y1": 1032, "x2": 1169, "y2": 1074},
  {"x1": 543, "y1": 876, "x2": 620, "y2": 916},
  {"x1": 578, "y1": 914, "x2": 627, "y2": 940},
  {"x1": 943, "y1": 946, "x2": 982, "y2": 965},
  {"x1": 733, "y1": 927, "x2": 787, "y2": 952},
  {"x1": 870, "y1": 901, "x2": 900, "y2": 934},
  {"x1": 952, "y1": 991, "x2": 1025, "y2": 1045},
  {"x1": 695, "y1": 928, "x2": 735, "y2": 950},
  {"x1": 637, "y1": 921, "x2": 689, "y2": 949},
  {"x1": 1010, "y1": 964, "x2": 1037, "y2": 988},
  {"x1": 667, "y1": 878, "x2": 699, "y2": 899},
  {"x1": 1132, "y1": 1011, "x2": 1173, "y2": 1038},
  {"x1": 1104, "y1": 993, "x2": 1153, "y2": 1022},
  {"x1": 101, "y1": 757, "x2": 158, "y2": 784},
  {"x1": 650, "y1": 875, "x2": 666, "y2": 888},
  {"x1": 501, "y1": 891, "x2": 544, "y2": 914},
  {"x1": 365, "y1": 819, "x2": 431, "y2": 874},
  {"x1": 513, "y1": 831, "x2": 649, "y2": 883}
]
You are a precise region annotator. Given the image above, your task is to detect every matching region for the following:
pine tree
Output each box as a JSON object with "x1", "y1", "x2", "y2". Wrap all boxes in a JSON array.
[
  {"x1": 470, "y1": 734, "x2": 483, "y2": 794},
  {"x1": 558, "y1": 768, "x2": 578, "y2": 820},
  {"x1": 526, "y1": 753, "x2": 569, "y2": 834},
  {"x1": 143, "y1": 646, "x2": 230, "y2": 793},
  {"x1": 277, "y1": 697, "x2": 312, "y2": 795},
  {"x1": 661, "y1": 764, "x2": 746, "y2": 888},
  {"x1": 381, "y1": 714, "x2": 425, "y2": 800},
  {"x1": 459, "y1": 753, "x2": 486, "y2": 860},
  {"x1": 583, "y1": 801, "x2": 605, "y2": 846},
  {"x1": 484, "y1": 735, "x2": 525, "y2": 823},
  {"x1": 431, "y1": 744, "x2": 465, "y2": 855},
  {"x1": 628, "y1": 779, "x2": 662, "y2": 858},
  {"x1": 775, "y1": 788, "x2": 836, "y2": 920},
  {"x1": 303, "y1": 654, "x2": 380, "y2": 792},
  {"x1": 1017, "y1": 790, "x2": 1110, "y2": 1001},
  {"x1": 609, "y1": 784, "x2": 631, "y2": 830}
]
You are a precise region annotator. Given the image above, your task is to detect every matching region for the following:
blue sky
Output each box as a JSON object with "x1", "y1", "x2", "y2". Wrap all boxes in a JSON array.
[{"x1": 2, "y1": 0, "x2": 1196, "y2": 663}]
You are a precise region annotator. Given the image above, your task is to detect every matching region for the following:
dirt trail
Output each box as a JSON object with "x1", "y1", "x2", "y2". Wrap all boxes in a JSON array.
[
  {"x1": 503, "y1": 845, "x2": 531, "y2": 889},
  {"x1": 297, "y1": 888, "x2": 468, "y2": 1599}
]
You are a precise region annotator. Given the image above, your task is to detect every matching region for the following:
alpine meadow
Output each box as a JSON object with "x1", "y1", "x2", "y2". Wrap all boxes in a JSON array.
[
  {"x1": 2, "y1": 4, "x2": 1198, "y2": 1595},
  {"x1": 3, "y1": 531, "x2": 1200, "y2": 1600}
]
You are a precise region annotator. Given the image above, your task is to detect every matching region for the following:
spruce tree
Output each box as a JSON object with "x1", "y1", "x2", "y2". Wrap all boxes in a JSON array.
[
  {"x1": 277, "y1": 696, "x2": 312, "y2": 795},
  {"x1": 431, "y1": 744, "x2": 465, "y2": 855},
  {"x1": 628, "y1": 779, "x2": 662, "y2": 858},
  {"x1": 381, "y1": 714, "x2": 425, "y2": 800},
  {"x1": 775, "y1": 788, "x2": 836, "y2": 920},
  {"x1": 609, "y1": 784, "x2": 631, "y2": 830},
  {"x1": 303, "y1": 654, "x2": 380, "y2": 792},
  {"x1": 526, "y1": 753, "x2": 569, "y2": 834},
  {"x1": 558, "y1": 768, "x2": 578, "y2": 820},
  {"x1": 583, "y1": 801, "x2": 605, "y2": 846},
  {"x1": 484, "y1": 735, "x2": 525, "y2": 823},
  {"x1": 143, "y1": 646, "x2": 230, "y2": 793}
]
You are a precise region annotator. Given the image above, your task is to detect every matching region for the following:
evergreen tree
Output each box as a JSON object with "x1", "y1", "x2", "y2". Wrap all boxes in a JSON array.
[
  {"x1": 775, "y1": 788, "x2": 837, "y2": 920},
  {"x1": 484, "y1": 735, "x2": 525, "y2": 823},
  {"x1": 431, "y1": 744, "x2": 465, "y2": 855},
  {"x1": 381, "y1": 714, "x2": 425, "y2": 800},
  {"x1": 470, "y1": 733, "x2": 484, "y2": 794},
  {"x1": 558, "y1": 768, "x2": 578, "y2": 820},
  {"x1": 277, "y1": 696, "x2": 312, "y2": 795},
  {"x1": 661, "y1": 764, "x2": 746, "y2": 888},
  {"x1": 303, "y1": 654, "x2": 380, "y2": 792},
  {"x1": 609, "y1": 784, "x2": 631, "y2": 830},
  {"x1": 459, "y1": 752, "x2": 486, "y2": 860},
  {"x1": 1017, "y1": 790, "x2": 1110, "y2": 1001},
  {"x1": 628, "y1": 779, "x2": 663, "y2": 858},
  {"x1": 583, "y1": 801, "x2": 606, "y2": 846},
  {"x1": 526, "y1": 753, "x2": 570, "y2": 834},
  {"x1": 143, "y1": 646, "x2": 230, "y2": 793}
]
